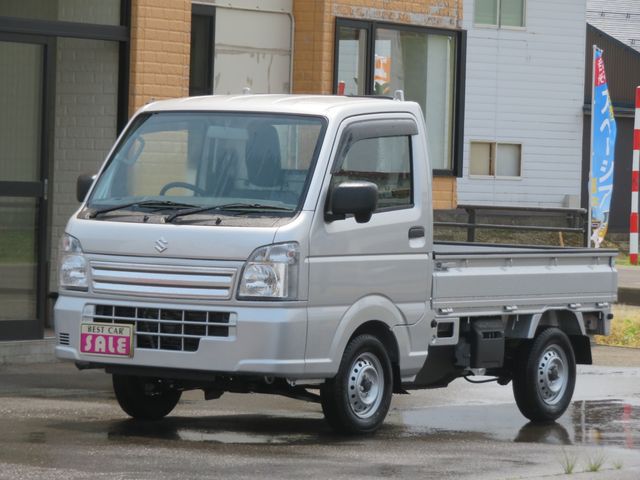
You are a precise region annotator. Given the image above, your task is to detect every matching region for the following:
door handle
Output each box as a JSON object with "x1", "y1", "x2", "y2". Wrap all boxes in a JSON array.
[{"x1": 408, "y1": 226, "x2": 425, "y2": 239}]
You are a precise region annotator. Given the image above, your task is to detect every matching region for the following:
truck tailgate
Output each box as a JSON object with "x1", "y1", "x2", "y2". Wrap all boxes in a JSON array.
[{"x1": 432, "y1": 243, "x2": 618, "y2": 315}]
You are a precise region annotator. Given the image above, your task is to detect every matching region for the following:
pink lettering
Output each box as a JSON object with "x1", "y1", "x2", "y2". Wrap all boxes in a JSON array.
[
  {"x1": 83, "y1": 334, "x2": 93, "y2": 352},
  {"x1": 80, "y1": 330, "x2": 131, "y2": 356},
  {"x1": 94, "y1": 336, "x2": 106, "y2": 353},
  {"x1": 117, "y1": 337, "x2": 127, "y2": 355}
]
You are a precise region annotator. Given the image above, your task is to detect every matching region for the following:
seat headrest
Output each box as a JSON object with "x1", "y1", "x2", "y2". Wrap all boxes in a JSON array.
[{"x1": 245, "y1": 123, "x2": 282, "y2": 187}]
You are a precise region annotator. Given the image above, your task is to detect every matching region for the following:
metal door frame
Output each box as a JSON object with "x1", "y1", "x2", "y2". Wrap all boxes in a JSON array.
[{"x1": 0, "y1": 32, "x2": 55, "y2": 340}]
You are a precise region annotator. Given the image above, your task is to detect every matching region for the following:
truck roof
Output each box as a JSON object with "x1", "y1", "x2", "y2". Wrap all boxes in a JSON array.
[{"x1": 139, "y1": 94, "x2": 422, "y2": 120}]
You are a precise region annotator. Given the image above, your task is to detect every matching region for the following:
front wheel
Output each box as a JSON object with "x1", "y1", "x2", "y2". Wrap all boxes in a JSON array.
[
  {"x1": 320, "y1": 334, "x2": 393, "y2": 434},
  {"x1": 112, "y1": 374, "x2": 182, "y2": 420},
  {"x1": 512, "y1": 328, "x2": 576, "y2": 422}
]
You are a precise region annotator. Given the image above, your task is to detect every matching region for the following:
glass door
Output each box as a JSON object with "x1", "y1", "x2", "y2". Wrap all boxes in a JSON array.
[{"x1": 0, "y1": 36, "x2": 51, "y2": 340}]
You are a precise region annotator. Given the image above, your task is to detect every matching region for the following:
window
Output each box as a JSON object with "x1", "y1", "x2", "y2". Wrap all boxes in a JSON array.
[
  {"x1": 89, "y1": 113, "x2": 326, "y2": 213},
  {"x1": 336, "y1": 26, "x2": 368, "y2": 95},
  {"x1": 189, "y1": 5, "x2": 215, "y2": 96},
  {"x1": 331, "y1": 136, "x2": 412, "y2": 211},
  {"x1": 469, "y1": 141, "x2": 521, "y2": 177},
  {"x1": 189, "y1": 5, "x2": 293, "y2": 96},
  {"x1": 0, "y1": 0, "x2": 122, "y2": 26},
  {"x1": 334, "y1": 19, "x2": 465, "y2": 176},
  {"x1": 474, "y1": 0, "x2": 525, "y2": 27}
]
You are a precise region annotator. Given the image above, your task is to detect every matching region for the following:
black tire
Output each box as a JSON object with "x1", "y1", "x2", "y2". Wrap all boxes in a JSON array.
[
  {"x1": 512, "y1": 328, "x2": 576, "y2": 422},
  {"x1": 112, "y1": 374, "x2": 181, "y2": 420},
  {"x1": 320, "y1": 334, "x2": 393, "y2": 434}
]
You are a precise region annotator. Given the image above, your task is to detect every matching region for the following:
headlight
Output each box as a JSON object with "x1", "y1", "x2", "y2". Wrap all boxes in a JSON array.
[
  {"x1": 238, "y1": 242, "x2": 299, "y2": 300},
  {"x1": 59, "y1": 234, "x2": 88, "y2": 290}
]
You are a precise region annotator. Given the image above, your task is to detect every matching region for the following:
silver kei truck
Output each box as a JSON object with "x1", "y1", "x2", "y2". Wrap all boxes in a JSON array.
[{"x1": 55, "y1": 94, "x2": 617, "y2": 434}]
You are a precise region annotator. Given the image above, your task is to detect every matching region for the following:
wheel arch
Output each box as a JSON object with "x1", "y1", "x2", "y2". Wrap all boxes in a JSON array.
[
  {"x1": 506, "y1": 310, "x2": 591, "y2": 364},
  {"x1": 327, "y1": 295, "x2": 405, "y2": 392}
]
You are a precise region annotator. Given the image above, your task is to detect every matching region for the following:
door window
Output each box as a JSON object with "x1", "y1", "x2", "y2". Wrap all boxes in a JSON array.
[{"x1": 331, "y1": 135, "x2": 412, "y2": 211}]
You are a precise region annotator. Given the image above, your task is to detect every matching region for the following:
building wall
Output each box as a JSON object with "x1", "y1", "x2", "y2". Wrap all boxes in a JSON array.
[
  {"x1": 457, "y1": 0, "x2": 586, "y2": 207},
  {"x1": 49, "y1": 38, "x2": 119, "y2": 291},
  {"x1": 292, "y1": 0, "x2": 463, "y2": 209},
  {"x1": 128, "y1": 0, "x2": 191, "y2": 115},
  {"x1": 50, "y1": 0, "x2": 191, "y2": 293}
]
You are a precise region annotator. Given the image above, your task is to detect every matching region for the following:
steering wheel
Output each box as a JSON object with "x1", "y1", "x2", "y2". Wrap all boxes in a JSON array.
[{"x1": 159, "y1": 182, "x2": 208, "y2": 196}]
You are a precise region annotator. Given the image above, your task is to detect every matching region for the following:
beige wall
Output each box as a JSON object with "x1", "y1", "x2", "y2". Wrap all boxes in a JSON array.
[{"x1": 128, "y1": 0, "x2": 191, "y2": 115}]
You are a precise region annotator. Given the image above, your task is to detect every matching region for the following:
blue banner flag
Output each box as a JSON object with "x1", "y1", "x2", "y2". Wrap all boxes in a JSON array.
[{"x1": 590, "y1": 48, "x2": 617, "y2": 247}]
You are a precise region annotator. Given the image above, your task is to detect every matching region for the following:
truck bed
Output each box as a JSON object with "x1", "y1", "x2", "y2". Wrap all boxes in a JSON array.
[{"x1": 432, "y1": 242, "x2": 618, "y2": 316}]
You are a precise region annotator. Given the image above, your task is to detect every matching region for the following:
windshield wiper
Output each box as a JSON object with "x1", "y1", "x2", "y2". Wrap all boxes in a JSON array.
[
  {"x1": 88, "y1": 200, "x2": 200, "y2": 218},
  {"x1": 165, "y1": 203, "x2": 294, "y2": 223}
]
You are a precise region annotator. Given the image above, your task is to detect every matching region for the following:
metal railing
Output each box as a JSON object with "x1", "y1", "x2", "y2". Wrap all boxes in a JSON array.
[{"x1": 433, "y1": 204, "x2": 588, "y2": 246}]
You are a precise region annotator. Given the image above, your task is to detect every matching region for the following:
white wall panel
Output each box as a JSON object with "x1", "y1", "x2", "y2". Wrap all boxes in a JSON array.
[
  {"x1": 214, "y1": 7, "x2": 292, "y2": 94},
  {"x1": 458, "y1": 0, "x2": 586, "y2": 207}
]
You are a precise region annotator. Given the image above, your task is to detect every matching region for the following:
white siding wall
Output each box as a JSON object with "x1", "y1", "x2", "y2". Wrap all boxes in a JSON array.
[{"x1": 457, "y1": 0, "x2": 586, "y2": 207}]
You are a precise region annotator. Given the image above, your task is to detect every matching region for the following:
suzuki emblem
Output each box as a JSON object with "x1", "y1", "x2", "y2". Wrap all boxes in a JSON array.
[{"x1": 154, "y1": 237, "x2": 169, "y2": 253}]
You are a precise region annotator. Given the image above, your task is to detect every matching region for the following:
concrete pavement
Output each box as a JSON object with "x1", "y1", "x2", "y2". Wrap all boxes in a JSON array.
[{"x1": 0, "y1": 346, "x2": 638, "y2": 480}]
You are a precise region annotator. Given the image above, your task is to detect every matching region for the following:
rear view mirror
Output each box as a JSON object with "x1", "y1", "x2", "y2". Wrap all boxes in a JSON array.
[
  {"x1": 77, "y1": 174, "x2": 96, "y2": 203},
  {"x1": 326, "y1": 181, "x2": 378, "y2": 223}
]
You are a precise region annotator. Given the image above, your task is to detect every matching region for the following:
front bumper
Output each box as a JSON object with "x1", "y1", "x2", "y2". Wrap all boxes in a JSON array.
[{"x1": 54, "y1": 295, "x2": 308, "y2": 377}]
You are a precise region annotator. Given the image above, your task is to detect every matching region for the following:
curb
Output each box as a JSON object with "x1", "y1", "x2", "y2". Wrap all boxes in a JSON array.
[
  {"x1": 0, "y1": 338, "x2": 59, "y2": 366},
  {"x1": 616, "y1": 287, "x2": 640, "y2": 306}
]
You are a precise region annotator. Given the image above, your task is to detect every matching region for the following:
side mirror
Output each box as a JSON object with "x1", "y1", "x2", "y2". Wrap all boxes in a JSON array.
[
  {"x1": 326, "y1": 181, "x2": 378, "y2": 223},
  {"x1": 76, "y1": 174, "x2": 96, "y2": 203}
]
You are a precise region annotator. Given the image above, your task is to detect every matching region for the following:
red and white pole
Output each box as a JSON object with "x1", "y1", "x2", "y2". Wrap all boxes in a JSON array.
[{"x1": 630, "y1": 86, "x2": 640, "y2": 264}]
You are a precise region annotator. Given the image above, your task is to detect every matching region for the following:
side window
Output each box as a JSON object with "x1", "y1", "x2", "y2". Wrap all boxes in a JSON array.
[{"x1": 331, "y1": 135, "x2": 412, "y2": 210}]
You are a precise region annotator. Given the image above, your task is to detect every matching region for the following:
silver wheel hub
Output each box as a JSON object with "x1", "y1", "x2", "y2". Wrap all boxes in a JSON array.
[
  {"x1": 347, "y1": 353, "x2": 384, "y2": 419},
  {"x1": 537, "y1": 345, "x2": 568, "y2": 405}
]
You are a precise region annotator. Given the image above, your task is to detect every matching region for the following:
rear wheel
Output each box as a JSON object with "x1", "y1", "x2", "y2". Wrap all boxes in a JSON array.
[
  {"x1": 320, "y1": 334, "x2": 393, "y2": 434},
  {"x1": 512, "y1": 328, "x2": 576, "y2": 422},
  {"x1": 112, "y1": 374, "x2": 181, "y2": 420}
]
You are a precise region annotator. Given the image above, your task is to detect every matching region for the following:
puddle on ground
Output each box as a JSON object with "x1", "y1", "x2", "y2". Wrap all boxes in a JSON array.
[
  {"x1": 103, "y1": 414, "x2": 336, "y2": 445},
  {"x1": 95, "y1": 399, "x2": 640, "y2": 449},
  {"x1": 400, "y1": 399, "x2": 639, "y2": 449}
]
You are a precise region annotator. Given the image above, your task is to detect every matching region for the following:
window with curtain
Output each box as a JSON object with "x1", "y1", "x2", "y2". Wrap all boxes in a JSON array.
[
  {"x1": 336, "y1": 26, "x2": 368, "y2": 96},
  {"x1": 334, "y1": 20, "x2": 463, "y2": 175},
  {"x1": 474, "y1": 0, "x2": 525, "y2": 27},
  {"x1": 469, "y1": 141, "x2": 522, "y2": 177}
]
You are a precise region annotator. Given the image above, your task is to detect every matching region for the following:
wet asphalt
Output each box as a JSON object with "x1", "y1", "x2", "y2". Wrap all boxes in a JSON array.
[{"x1": 0, "y1": 346, "x2": 639, "y2": 479}]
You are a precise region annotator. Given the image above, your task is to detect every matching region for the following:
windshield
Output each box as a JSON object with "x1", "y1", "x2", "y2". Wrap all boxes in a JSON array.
[{"x1": 87, "y1": 112, "x2": 326, "y2": 220}]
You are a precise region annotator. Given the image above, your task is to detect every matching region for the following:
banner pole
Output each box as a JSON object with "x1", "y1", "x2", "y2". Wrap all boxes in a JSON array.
[{"x1": 588, "y1": 45, "x2": 597, "y2": 248}]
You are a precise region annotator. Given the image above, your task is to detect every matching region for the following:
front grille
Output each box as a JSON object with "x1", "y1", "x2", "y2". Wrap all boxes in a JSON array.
[
  {"x1": 90, "y1": 262, "x2": 237, "y2": 300},
  {"x1": 91, "y1": 305, "x2": 232, "y2": 352},
  {"x1": 58, "y1": 332, "x2": 70, "y2": 346}
]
